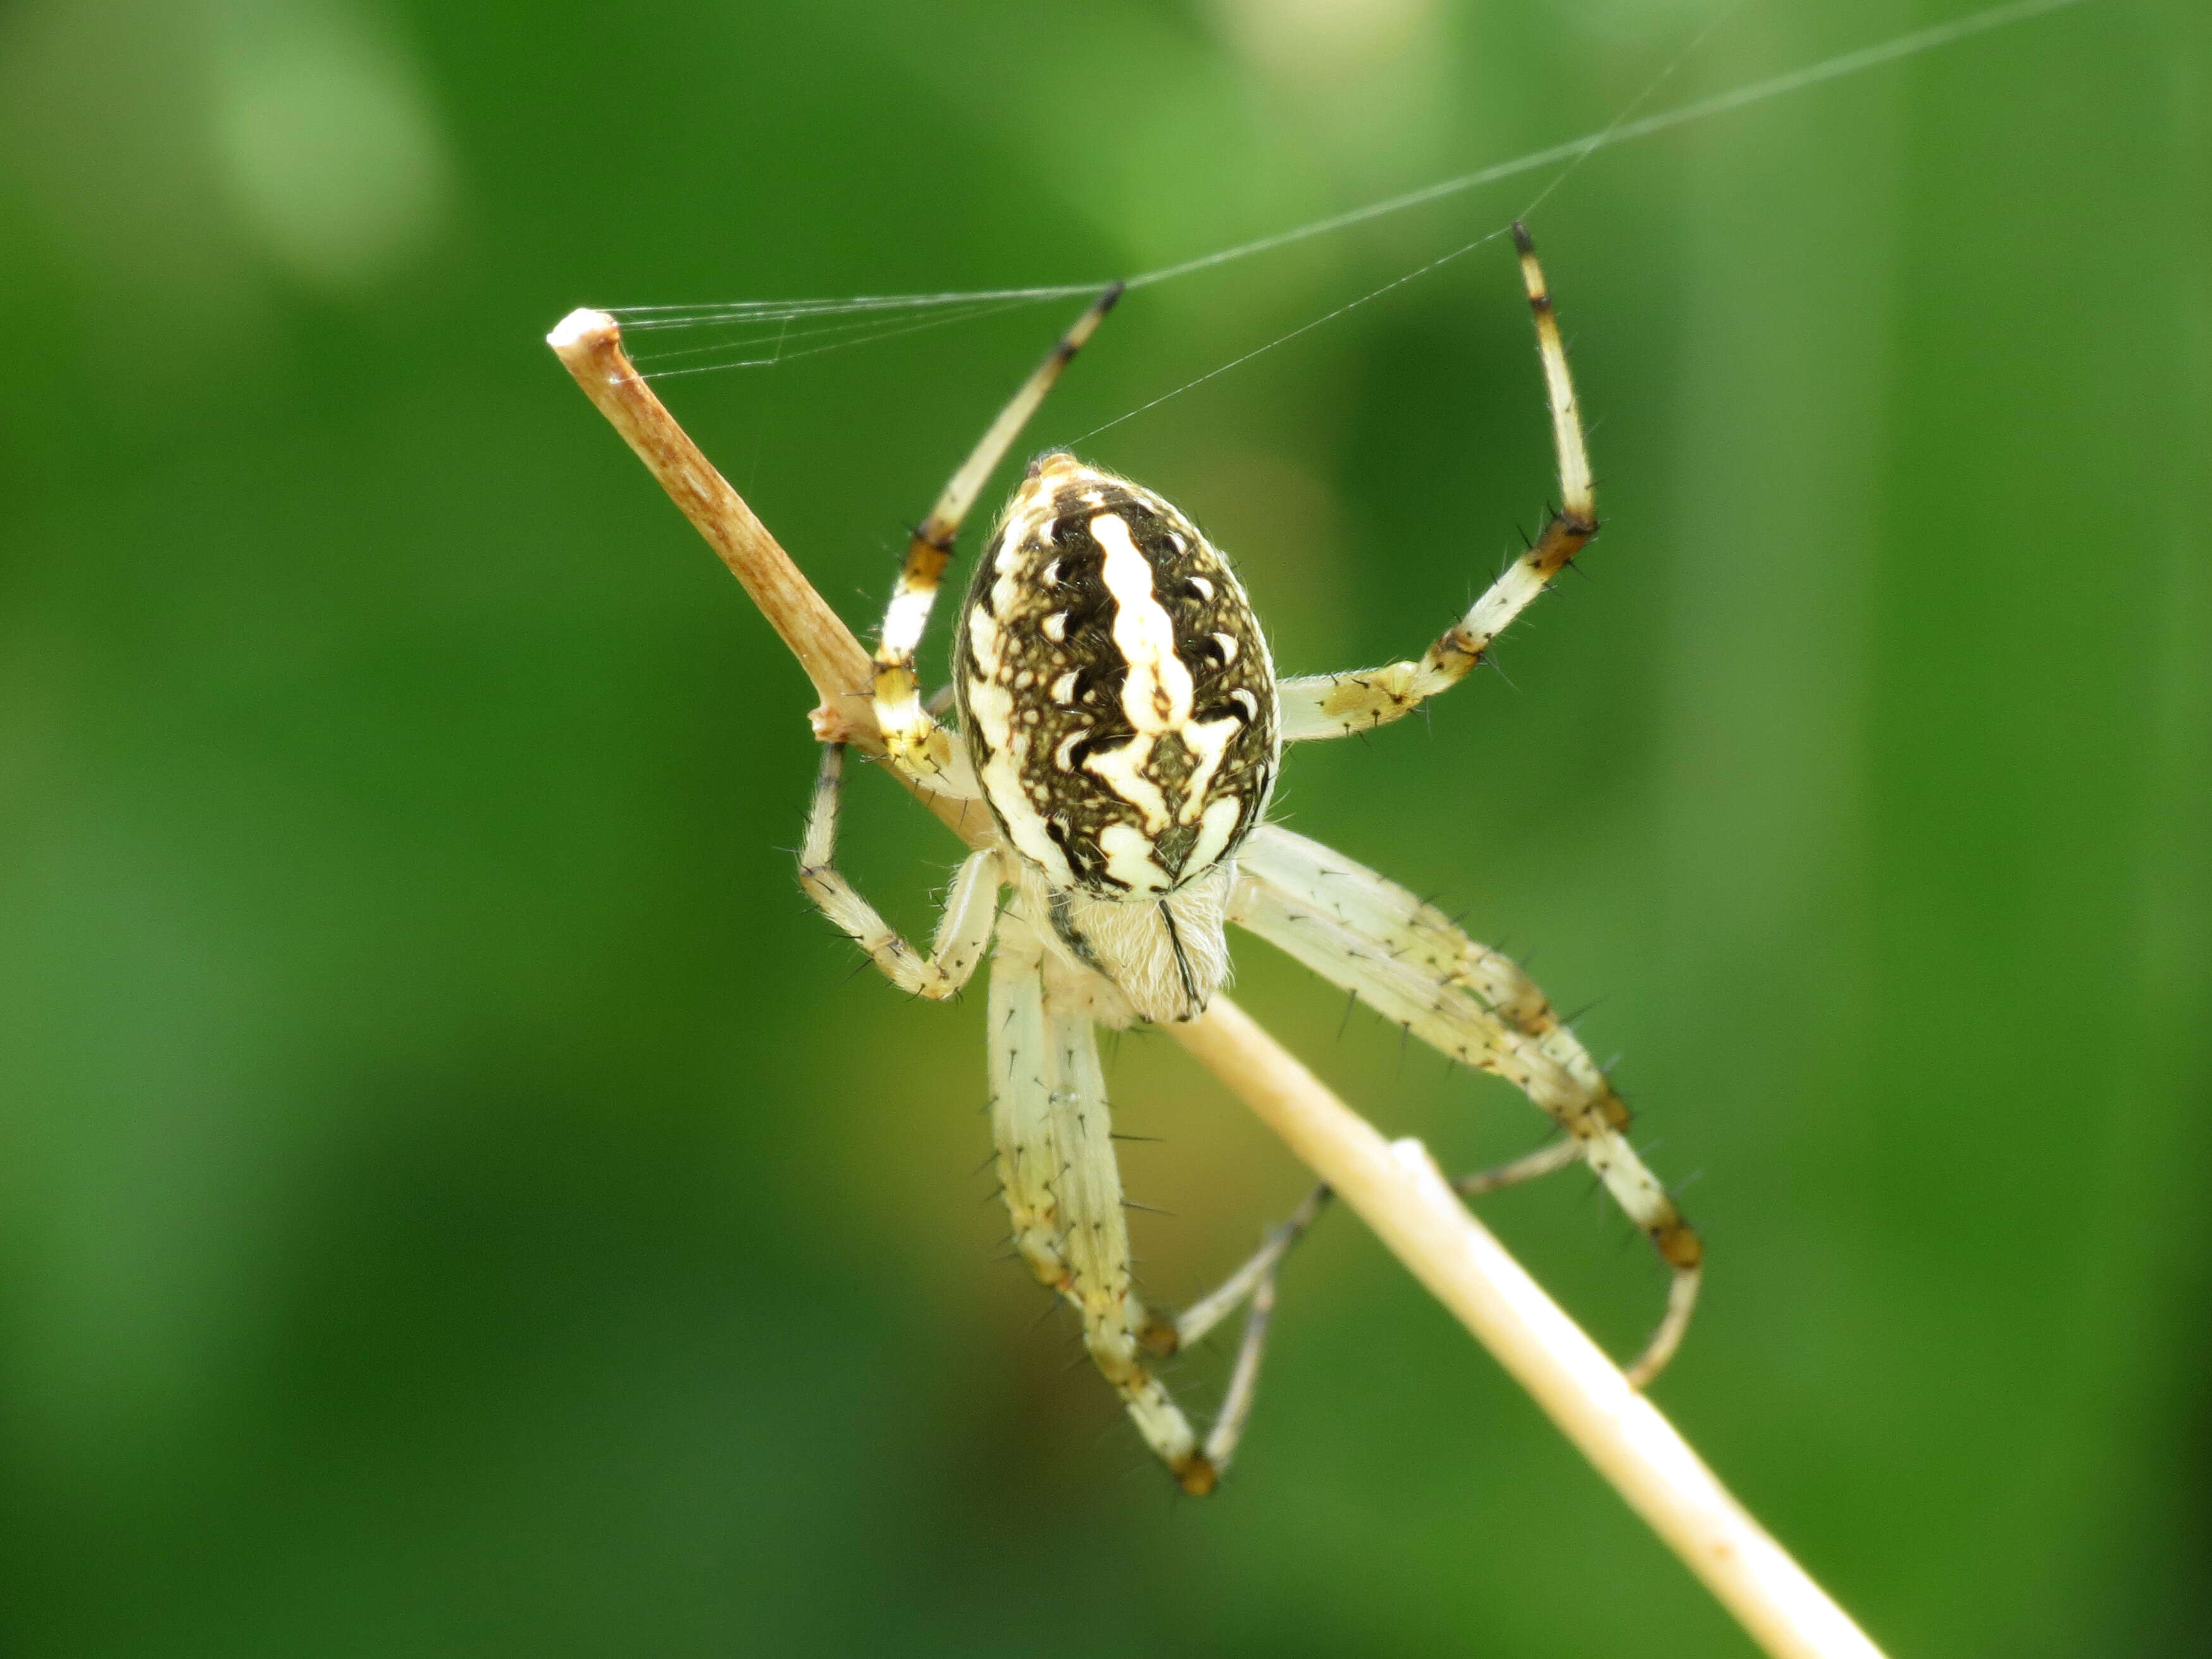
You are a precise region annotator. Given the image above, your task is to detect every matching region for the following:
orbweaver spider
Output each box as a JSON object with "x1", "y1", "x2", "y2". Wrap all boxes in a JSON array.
[{"x1": 798, "y1": 226, "x2": 1701, "y2": 1495}]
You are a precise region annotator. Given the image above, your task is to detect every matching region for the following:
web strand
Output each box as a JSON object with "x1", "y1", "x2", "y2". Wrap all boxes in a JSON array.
[
  {"x1": 1115, "y1": 0, "x2": 2085, "y2": 297},
  {"x1": 606, "y1": 0, "x2": 2091, "y2": 387},
  {"x1": 1069, "y1": 231, "x2": 1510, "y2": 445}
]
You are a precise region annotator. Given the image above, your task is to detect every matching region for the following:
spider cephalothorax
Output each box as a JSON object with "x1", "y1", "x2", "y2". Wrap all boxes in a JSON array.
[
  {"x1": 797, "y1": 227, "x2": 1701, "y2": 1495},
  {"x1": 954, "y1": 452, "x2": 1278, "y2": 1023}
]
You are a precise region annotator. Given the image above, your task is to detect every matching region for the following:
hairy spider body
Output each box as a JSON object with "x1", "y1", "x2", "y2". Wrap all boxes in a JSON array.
[
  {"x1": 955, "y1": 454, "x2": 1278, "y2": 1024},
  {"x1": 797, "y1": 228, "x2": 1700, "y2": 1495}
]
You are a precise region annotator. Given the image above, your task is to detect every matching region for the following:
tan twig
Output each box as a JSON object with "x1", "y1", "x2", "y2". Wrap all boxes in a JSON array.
[
  {"x1": 1172, "y1": 1002, "x2": 1882, "y2": 1659},
  {"x1": 547, "y1": 306, "x2": 1886, "y2": 1659},
  {"x1": 546, "y1": 309, "x2": 989, "y2": 848},
  {"x1": 547, "y1": 311, "x2": 873, "y2": 722}
]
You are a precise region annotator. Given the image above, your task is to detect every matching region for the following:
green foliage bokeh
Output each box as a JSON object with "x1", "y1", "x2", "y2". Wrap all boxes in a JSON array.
[{"x1": 0, "y1": 0, "x2": 2206, "y2": 1653}]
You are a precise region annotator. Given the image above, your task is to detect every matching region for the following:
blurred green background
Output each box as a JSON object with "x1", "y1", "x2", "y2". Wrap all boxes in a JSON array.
[{"x1": 1, "y1": 0, "x2": 2206, "y2": 1653}]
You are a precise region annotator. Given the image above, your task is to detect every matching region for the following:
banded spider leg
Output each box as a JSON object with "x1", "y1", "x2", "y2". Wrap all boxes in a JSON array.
[
  {"x1": 1229, "y1": 825, "x2": 1701, "y2": 1383},
  {"x1": 1277, "y1": 224, "x2": 1597, "y2": 741},
  {"x1": 1237, "y1": 222, "x2": 1701, "y2": 1380},
  {"x1": 793, "y1": 290, "x2": 1130, "y2": 990},
  {"x1": 796, "y1": 743, "x2": 997, "y2": 1001},
  {"x1": 802, "y1": 289, "x2": 1305, "y2": 1493},
  {"x1": 990, "y1": 905, "x2": 1293, "y2": 1493},
  {"x1": 867, "y1": 285, "x2": 1122, "y2": 779}
]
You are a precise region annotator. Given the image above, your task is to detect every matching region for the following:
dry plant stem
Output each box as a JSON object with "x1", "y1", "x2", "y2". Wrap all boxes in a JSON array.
[
  {"x1": 549, "y1": 313, "x2": 866, "y2": 716},
  {"x1": 546, "y1": 308, "x2": 990, "y2": 850},
  {"x1": 1173, "y1": 1002, "x2": 1884, "y2": 1659},
  {"x1": 547, "y1": 306, "x2": 1886, "y2": 1659}
]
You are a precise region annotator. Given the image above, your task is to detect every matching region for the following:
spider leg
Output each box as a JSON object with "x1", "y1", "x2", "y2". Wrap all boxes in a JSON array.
[
  {"x1": 1278, "y1": 224, "x2": 1598, "y2": 743},
  {"x1": 1455, "y1": 1136, "x2": 1582, "y2": 1196},
  {"x1": 1227, "y1": 824, "x2": 1700, "y2": 1386},
  {"x1": 797, "y1": 743, "x2": 1000, "y2": 998},
  {"x1": 871, "y1": 287, "x2": 1121, "y2": 780},
  {"x1": 1152, "y1": 1183, "x2": 1331, "y2": 1353},
  {"x1": 1196, "y1": 1272, "x2": 1277, "y2": 1477},
  {"x1": 990, "y1": 901, "x2": 1283, "y2": 1494}
]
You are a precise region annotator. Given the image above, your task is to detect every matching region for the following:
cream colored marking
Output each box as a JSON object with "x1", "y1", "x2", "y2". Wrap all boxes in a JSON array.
[
  {"x1": 1230, "y1": 687, "x2": 1258, "y2": 722},
  {"x1": 883, "y1": 585, "x2": 934, "y2": 654},
  {"x1": 1043, "y1": 612, "x2": 1069, "y2": 643},
  {"x1": 1084, "y1": 736, "x2": 1172, "y2": 833},
  {"x1": 987, "y1": 497, "x2": 1053, "y2": 616},
  {"x1": 1183, "y1": 793, "x2": 1245, "y2": 874},
  {"x1": 1212, "y1": 631, "x2": 1240, "y2": 666},
  {"x1": 1053, "y1": 728, "x2": 1088, "y2": 772},
  {"x1": 993, "y1": 513, "x2": 1035, "y2": 573},
  {"x1": 1091, "y1": 514, "x2": 1193, "y2": 733},
  {"x1": 1050, "y1": 670, "x2": 1081, "y2": 705},
  {"x1": 1186, "y1": 575, "x2": 1213, "y2": 601},
  {"x1": 1098, "y1": 822, "x2": 1172, "y2": 893},
  {"x1": 965, "y1": 605, "x2": 1004, "y2": 674},
  {"x1": 966, "y1": 675, "x2": 1015, "y2": 753},
  {"x1": 1176, "y1": 716, "x2": 1243, "y2": 821},
  {"x1": 983, "y1": 743, "x2": 1074, "y2": 884}
]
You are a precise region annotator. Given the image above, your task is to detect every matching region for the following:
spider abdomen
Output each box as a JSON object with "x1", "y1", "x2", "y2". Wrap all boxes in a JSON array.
[{"x1": 955, "y1": 453, "x2": 1279, "y2": 903}]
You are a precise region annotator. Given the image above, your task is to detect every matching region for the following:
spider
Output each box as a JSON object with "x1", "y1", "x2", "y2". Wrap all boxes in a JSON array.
[{"x1": 797, "y1": 225, "x2": 1700, "y2": 1496}]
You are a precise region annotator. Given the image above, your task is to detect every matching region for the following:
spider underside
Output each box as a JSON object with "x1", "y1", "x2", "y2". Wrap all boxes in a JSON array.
[{"x1": 796, "y1": 227, "x2": 1701, "y2": 1496}]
